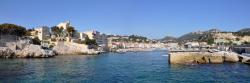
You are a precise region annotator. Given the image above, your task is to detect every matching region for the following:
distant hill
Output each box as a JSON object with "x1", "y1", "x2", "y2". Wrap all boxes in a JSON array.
[
  {"x1": 178, "y1": 32, "x2": 205, "y2": 42},
  {"x1": 237, "y1": 28, "x2": 250, "y2": 32},
  {"x1": 206, "y1": 28, "x2": 221, "y2": 33},
  {"x1": 159, "y1": 36, "x2": 177, "y2": 42},
  {"x1": 177, "y1": 29, "x2": 223, "y2": 42},
  {"x1": 234, "y1": 28, "x2": 250, "y2": 36},
  {"x1": 162, "y1": 28, "x2": 250, "y2": 42}
]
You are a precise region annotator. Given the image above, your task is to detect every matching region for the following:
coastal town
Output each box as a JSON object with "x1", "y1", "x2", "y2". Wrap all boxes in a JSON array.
[
  {"x1": 1, "y1": 0, "x2": 250, "y2": 82},
  {"x1": 0, "y1": 21, "x2": 165, "y2": 57},
  {"x1": 1, "y1": 21, "x2": 250, "y2": 65}
]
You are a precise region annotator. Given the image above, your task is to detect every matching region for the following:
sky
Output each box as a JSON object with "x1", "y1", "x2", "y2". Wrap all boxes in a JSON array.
[{"x1": 0, "y1": 0, "x2": 250, "y2": 39}]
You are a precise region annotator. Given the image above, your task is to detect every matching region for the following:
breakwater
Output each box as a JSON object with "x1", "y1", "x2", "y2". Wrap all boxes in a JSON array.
[{"x1": 169, "y1": 51, "x2": 250, "y2": 65}]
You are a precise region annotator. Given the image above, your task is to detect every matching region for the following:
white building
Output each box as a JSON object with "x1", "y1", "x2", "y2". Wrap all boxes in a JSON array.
[
  {"x1": 30, "y1": 26, "x2": 50, "y2": 41},
  {"x1": 79, "y1": 32, "x2": 88, "y2": 41},
  {"x1": 184, "y1": 42, "x2": 200, "y2": 48},
  {"x1": 82, "y1": 30, "x2": 107, "y2": 46},
  {"x1": 79, "y1": 30, "x2": 108, "y2": 51},
  {"x1": 57, "y1": 21, "x2": 70, "y2": 30}
]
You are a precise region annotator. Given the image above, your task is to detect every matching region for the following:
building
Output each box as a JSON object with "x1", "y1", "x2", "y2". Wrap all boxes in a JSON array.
[
  {"x1": 83, "y1": 30, "x2": 98, "y2": 40},
  {"x1": 57, "y1": 21, "x2": 70, "y2": 30},
  {"x1": 29, "y1": 26, "x2": 51, "y2": 47},
  {"x1": 213, "y1": 32, "x2": 236, "y2": 44},
  {"x1": 30, "y1": 26, "x2": 50, "y2": 41},
  {"x1": 83, "y1": 30, "x2": 107, "y2": 46},
  {"x1": 56, "y1": 21, "x2": 77, "y2": 42},
  {"x1": 79, "y1": 32, "x2": 88, "y2": 41},
  {"x1": 184, "y1": 42, "x2": 200, "y2": 48}
]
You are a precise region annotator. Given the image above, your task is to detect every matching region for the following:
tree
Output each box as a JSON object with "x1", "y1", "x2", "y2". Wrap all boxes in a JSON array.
[
  {"x1": 25, "y1": 28, "x2": 35, "y2": 36},
  {"x1": 244, "y1": 41, "x2": 250, "y2": 45},
  {"x1": 128, "y1": 35, "x2": 147, "y2": 43},
  {"x1": 0, "y1": 23, "x2": 26, "y2": 36},
  {"x1": 32, "y1": 37, "x2": 41, "y2": 45},
  {"x1": 207, "y1": 38, "x2": 214, "y2": 45},
  {"x1": 236, "y1": 38, "x2": 240, "y2": 41},
  {"x1": 51, "y1": 26, "x2": 63, "y2": 37},
  {"x1": 66, "y1": 26, "x2": 76, "y2": 37},
  {"x1": 83, "y1": 36, "x2": 97, "y2": 45}
]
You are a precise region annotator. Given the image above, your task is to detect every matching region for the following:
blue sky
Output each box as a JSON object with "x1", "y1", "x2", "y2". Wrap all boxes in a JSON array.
[{"x1": 1, "y1": 0, "x2": 250, "y2": 39}]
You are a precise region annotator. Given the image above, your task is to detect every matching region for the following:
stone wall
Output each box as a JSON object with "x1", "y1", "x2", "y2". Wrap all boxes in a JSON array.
[
  {"x1": 169, "y1": 51, "x2": 239, "y2": 64},
  {"x1": 53, "y1": 42, "x2": 100, "y2": 55}
]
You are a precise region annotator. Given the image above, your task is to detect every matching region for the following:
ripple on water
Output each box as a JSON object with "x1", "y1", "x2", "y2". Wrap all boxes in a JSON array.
[{"x1": 0, "y1": 51, "x2": 250, "y2": 83}]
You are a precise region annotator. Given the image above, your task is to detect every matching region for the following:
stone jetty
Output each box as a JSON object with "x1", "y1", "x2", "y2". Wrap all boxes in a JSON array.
[{"x1": 169, "y1": 51, "x2": 242, "y2": 64}]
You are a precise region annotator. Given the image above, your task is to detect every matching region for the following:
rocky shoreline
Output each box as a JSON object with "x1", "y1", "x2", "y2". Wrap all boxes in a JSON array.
[
  {"x1": 0, "y1": 38, "x2": 103, "y2": 58},
  {"x1": 52, "y1": 42, "x2": 101, "y2": 55},
  {"x1": 0, "y1": 45, "x2": 56, "y2": 58},
  {"x1": 169, "y1": 51, "x2": 250, "y2": 65}
]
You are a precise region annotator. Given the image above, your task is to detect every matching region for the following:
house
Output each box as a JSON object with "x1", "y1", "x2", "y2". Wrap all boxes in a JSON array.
[
  {"x1": 184, "y1": 42, "x2": 200, "y2": 48},
  {"x1": 29, "y1": 26, "x2": 50, "y2": 46},
  {"x1": 30, "y1": 26, "x2": 50, "y2": 41},
  {"x1": 79, "y1": 30, "x2": 108, "y2": 51},
  {"x1": 83, "y1": 30, "x2": 107, "y2": 46},
  {"x1": 213, "y1": 32, "x2": 236, "y2": 44},
  {"x1": 56, "y1": 21, "x2": 70, "y2": 30},
  {"x1": 79, "y1": 32, "x2": 88, "y2": 41}
]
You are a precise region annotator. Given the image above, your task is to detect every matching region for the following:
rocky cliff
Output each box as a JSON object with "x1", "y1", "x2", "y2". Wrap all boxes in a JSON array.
[
  {"x1": 53, "y1": 42, "x2": 100, "y2": 55},
  {"x1": 0, "y1": 38, "x2": 56, "y2": 58}
]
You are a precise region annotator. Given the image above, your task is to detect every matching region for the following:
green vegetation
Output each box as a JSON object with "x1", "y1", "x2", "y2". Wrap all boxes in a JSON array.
[
  {"x1": 129, "y1": 35, "x2": 147, "y2": 43},
  {"x1": 243, "y1": 41, "x2": 250, "y2": 44},
  {"x1": 32, "y1": 37, "x2": 41, "y2": 45},
  {"x1": 75, "y1": 36, "x2": 97, "y2": 45},
  {"x1": 178, "y1": 32, "x2": 205, "y2": 42},
  {"x1": 51, "y1": 26, "x2": 64, "y2": 37},
  {"x1": 236, "y1": 38, "x2": 240, "y2": 41},
  {"x1": 84, "y1": 36, "x2": 97, "y2": 45},
  {"x1": 233, "y1": 32, "x2": 250, "y2": 37},
  {"x1": 0, "y1": 23, "x2": 26, "y2": 36},
  {"x1": 25, "y1": 28, "x2": 35, "y2": 36},
  {"x1": 207, "y1": 38, "x2": 214, "y2": 45},
  {"x1": 160, "y1": 36, "x2": 177, "y2": 42},
  {"x1": 66, "y1": 26, "x2": 76, "y2": 37},
  {"x1": 112, "y1": 38, "x2": 129, "y2": 42},
  {"x1": 111, "y1": 35, "x2": 149, "y2": 43}
]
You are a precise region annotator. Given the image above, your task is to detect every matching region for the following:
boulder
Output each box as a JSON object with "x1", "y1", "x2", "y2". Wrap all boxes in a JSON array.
[
  {"x1": 243, "y1": 59, "x2": 250, "y2": 64},
  {"x1": 209, "y1": 54, "x2": 224, "y2": 63},
  {"x1": 169, "y1": 52, "x2": 224, "y2": 64},
  {"x1": 0, "y1": 47, "x2": 15, "y2": 58},
  {"x1": 224, "y1": 52, "x2": 239, "y2": 62},
  {"x1": 1, "y1": 36, "x2": 56, "y2": 58},
  {"x1": 239, "y1": 55, "x2": 250, "y2": 64},
  {"x1": 15, "y1": 44, "x2": 55, "y2": 58}
]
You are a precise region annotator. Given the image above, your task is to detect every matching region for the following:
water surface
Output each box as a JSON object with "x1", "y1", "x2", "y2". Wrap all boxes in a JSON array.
[{"x1": 0, "y1": 50, "x2": 250, "y2": 83}]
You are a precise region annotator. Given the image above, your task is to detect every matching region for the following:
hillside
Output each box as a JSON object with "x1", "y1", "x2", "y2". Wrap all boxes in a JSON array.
[
  {"x1": 234, "y1": 28, "x2": 250, "y2": 36},
  {"x1": 178, "y1": 32, "x2": 207, "y2": 42},
  {"x1": 159, "y1": 36, "x2": 177, "y2": 42},
  {"x1": 238, "y1": 28, "x2": 250, "y2": 32}
]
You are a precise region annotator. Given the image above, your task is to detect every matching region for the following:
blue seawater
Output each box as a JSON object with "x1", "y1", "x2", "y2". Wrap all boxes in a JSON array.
[{"x1": 0, "y1": 50, "x2": 250, "y2": 83}]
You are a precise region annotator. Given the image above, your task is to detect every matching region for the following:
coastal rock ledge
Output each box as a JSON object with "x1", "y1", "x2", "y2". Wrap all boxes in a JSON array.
[
  {"x1": 52, "y1": 42, "x2": 100, "y2": 55},
  {"x1": 169, "y1": 51, "x2": 240, "y2": 64},
  {"x1": 15, "y1": 44, "x2": 56, "y2": 58},
  {"x1": 0, "y1": 44, "x2": 56, "y2": 58},
  {"x1": 0, "y1": 47, "x2": 15, "y2": 58}
]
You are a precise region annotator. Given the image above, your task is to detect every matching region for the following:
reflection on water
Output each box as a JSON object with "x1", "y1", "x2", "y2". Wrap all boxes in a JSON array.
[{"x1": 0, "y1": 51, "x2": 250, "y2": 83}]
